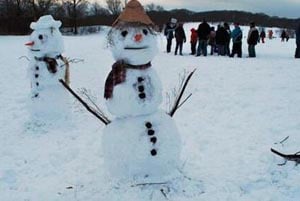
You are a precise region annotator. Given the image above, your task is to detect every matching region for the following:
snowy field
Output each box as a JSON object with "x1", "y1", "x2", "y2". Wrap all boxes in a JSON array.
[{"x1": 1, "y1": 24, "x2": 300, "y2": 201}]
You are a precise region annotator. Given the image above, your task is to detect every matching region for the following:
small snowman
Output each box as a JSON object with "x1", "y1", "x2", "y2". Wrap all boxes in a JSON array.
[
  {"x1": 102, "y1": 0, "x2": 181, "y2": 183},
  {"x1": 25, "y1": 15, "x2": 70, "y2": 121}
]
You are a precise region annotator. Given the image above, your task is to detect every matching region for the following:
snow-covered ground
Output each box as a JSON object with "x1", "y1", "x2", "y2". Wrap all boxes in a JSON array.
[{"x1": 0, "y1": 24, "x2": 300, "y2": 201}]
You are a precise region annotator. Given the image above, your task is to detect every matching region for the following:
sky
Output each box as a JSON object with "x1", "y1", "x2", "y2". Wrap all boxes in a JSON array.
[{"x1": 95, "y1": 0, "x2": 300, "y2": 19}]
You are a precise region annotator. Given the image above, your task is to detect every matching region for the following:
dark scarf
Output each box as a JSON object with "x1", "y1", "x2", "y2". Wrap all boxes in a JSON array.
[
  {"x1": 104, "y1": 60, "x2": 151, "y2": 99},
  {"x1": 34, "y1": 55, "x2": 63, "y2": 74}
]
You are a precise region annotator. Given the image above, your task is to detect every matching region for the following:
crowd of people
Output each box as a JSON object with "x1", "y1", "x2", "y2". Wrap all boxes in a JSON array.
[{"x1": 163, "y1": 18, "x2": 300, "y2": 59}]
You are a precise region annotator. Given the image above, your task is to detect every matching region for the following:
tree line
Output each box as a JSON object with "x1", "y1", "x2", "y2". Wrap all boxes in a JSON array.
[{"x1": 0, "y1": 0, "x2": 299, "y2": 35}]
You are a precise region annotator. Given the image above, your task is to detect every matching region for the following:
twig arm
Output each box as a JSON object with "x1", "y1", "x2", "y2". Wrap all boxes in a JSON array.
[{"x1": 59, "y1": 79, "x2": 110, "y2": 125}]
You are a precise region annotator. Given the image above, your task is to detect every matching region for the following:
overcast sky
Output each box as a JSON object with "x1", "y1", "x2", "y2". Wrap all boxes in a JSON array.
[{"x1": 96, "y1": 0, "x2": 300, "y2": 19}]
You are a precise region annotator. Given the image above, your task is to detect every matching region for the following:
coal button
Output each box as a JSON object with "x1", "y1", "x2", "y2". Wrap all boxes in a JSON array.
[
  {"x1": 138, "y1": 85, "x2": 144, "y2": 92},
  {"x1": 150, "y1": 137, "x2": 157, "y2": 144},
  {"x1": 36, "y1": 66, "x2": 39, "y2": 70},
  {"x1": 145, "y1": 122, "x2": 152, "y2": 128},
  {"x1": 35, "y1": 74, "x2": 39, "y2": 78},
  {"x1": 148, "y1": 129, "x2": 155, "y2": 136},
  {"x1": 150, "y1": 149, "x2": 157, "y2": 156},
  {"x1": 137, "y1": 77, "x2": 144, "y2": 82},
  {"x1": 139, "y1": 93, "x2": 146, "y2": 99}
]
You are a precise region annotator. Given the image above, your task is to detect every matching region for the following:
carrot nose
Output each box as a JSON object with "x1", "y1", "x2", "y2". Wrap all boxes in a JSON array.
[
  {"x1": 134, "y1": 34, "x2": 143, "y2": 42},
  {"x1": 25, "y1": 41, "x2": 35, "y2": 46}
]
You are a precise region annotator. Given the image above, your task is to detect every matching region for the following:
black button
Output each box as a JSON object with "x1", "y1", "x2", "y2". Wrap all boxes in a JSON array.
[
  {"x1": 35, "y1": 74, "x2": 39, "y2": 78},
  {"x1": 150, "y1": 149, "x2": 157, "y2": 156},
  {"x1": 148, "y1": 129, "x2": 155, "y2": 136},
  {"x1": 34, "y1": 93, "x2": 39, "y2": 97},
  {"x1": 36, "y1": 66, "x2": 39, "y2": 70},
  {"x1": 137, "y1": 77, "x2": 144, "y2": 82},
  {"x1": 139, "y1": 93, "x2": 146, "y2": 99},
  {"x1": 138, "y1": 85, "x2": 144, "y2": 92},
  {"x1": 145, "y1": 122, "x2": 152, "y2": 128},
  {"x1": 150, "y1": 137, "x2": 157, "y2": 144},
  {"x1": 36, "y1": 82, "x2": 39, "y2": 86}
]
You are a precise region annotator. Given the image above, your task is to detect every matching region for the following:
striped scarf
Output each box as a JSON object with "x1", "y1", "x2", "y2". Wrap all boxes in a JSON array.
[{"x1": 104, "y1": 60, "x2": 151, "y2": 99}]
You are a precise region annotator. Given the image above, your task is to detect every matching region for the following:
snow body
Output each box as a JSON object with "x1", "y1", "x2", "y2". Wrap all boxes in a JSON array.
[
  {"x1": 102, "y1": 110, "x2": 181, "y2": 182},
  {"x1": 103, "y1": 24, "x2": 182, "y2": 182},
  {"x1": 26, "y1": 15, "x2": 69, "y2": 120}
]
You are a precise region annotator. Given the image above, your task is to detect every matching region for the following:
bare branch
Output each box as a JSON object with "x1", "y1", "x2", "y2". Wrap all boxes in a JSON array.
[
  {"x1": 169, "y1": 69, "x2": 196, "y2": 117},
  {"x1": 59, "y1": 79, "x2": 110, "y2": 125}
]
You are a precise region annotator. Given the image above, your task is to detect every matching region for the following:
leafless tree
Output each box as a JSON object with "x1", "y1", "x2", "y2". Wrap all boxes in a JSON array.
[
  {"x1": 106, "y1": 0, "x2": 122, "y2": 16},
  {"x1": 90, "y1": 1, "x2": 109, "y2": 16},
  {"x1": 63, "y1": 0, "x2": 88, "y2": 34},
  {"x1": 145, "y1": 3, "x2": 164, "y2": 12}
]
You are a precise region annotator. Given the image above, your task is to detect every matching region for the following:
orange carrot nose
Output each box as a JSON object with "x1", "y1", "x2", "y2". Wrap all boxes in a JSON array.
[
  {"x1": 134, "y1": 34, "x2": 143, "y2": 42},
  {"x1": 25, "y1": 41, "x2": 35, "y2": 46}
]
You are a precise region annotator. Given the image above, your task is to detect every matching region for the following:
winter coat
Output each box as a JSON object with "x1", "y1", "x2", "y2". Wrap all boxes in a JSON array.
[
  {"x1": 216, "y1": 26, "x2": 229, "y2": 45},
  {"x1": 260, "y1": 31, "x2": 266, "y2": 38},
  {"x1": 208, "y1": 30, "x2": 216, "y2": 46},
  {"x1": 164, "y1": 23, "x2": 176, "y2": 40},
  {"x1": 175, "y1": 25, "x2": 186, "y2": 43},
  {"x1": 197, "y1": 22, "x2": 211, "y2": 40},
  {"x1": 231, "y1": 26, "x2": 243, "y2": 43},
  {"x1": 190, "y1": 28, "x2": 198, "y2": 44},
  {"x1": 247, "y1": 27, "x2": 259, "y2": 45},
  {"x1": 296, "y1": 23, "x2": 300, "y2": 46}
]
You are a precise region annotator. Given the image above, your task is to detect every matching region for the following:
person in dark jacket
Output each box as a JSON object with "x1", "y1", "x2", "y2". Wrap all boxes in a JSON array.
[
  {"x1": 230, "y1": 22, "x2": 243, "y2": 58},
  {"x1": 295, "y1": 22, "x2": 300, "y2": 58},
  {"x1": 190, "y1": 28, "x2": 198, "y2": 55},
  {"x1": 164, "y1": 18, "x2": 177, "y2": 53},
  {"x1": 247, "y1": 22, "x2": 259, "y2": 57},
  {"x1": 224, "y1": 22, "x2": 231, "y2": 56},
  {"x1": 215, "y1": 24, "x2": 229, "y2": 56},
  {"x1": 174, "y1": 23, "x2": 186, "y2": 55},
  {"x1": 196, "y1": 19, "x2": 210, "y2": 56},
  {"x1": 260, "y1": 28, "x2": 266, "y2": 43},
  {"x1": 208, "y1": 26, "x2": 216, "y2": 55}
]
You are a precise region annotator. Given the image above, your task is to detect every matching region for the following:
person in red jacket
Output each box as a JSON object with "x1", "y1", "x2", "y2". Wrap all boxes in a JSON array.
[{"x1": 190, "y1": 28, "x2": 198, "y2": 55}]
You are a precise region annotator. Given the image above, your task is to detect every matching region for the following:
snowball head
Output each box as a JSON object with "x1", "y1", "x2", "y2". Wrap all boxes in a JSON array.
[
  {"x1": 102, "y1": 111, "x2": 182, "y2": 183},
  {"x1": 106, "y1": 68, "x2": 162, "y2": 117},
  {"x1": 108, "y1": 23, "x2": 158, "y2": 65},
  {"x1": 27, "y1": 18, "x2": 64, "y2": 57}
]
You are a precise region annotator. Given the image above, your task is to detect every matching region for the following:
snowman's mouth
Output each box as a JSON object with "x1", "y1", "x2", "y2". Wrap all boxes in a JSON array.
[
  {"x1": 124, "y1": 46, "x2": 148, "y2": 50},
  {"x1": 30, "y1": 49, "x2": 41, "y2": 52}
]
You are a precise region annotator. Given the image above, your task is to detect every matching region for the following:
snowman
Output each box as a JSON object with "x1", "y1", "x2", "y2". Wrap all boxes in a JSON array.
[
  {"x1": 102, "y1": 0, "x2": 182, "y2": 183},
  {"x1": 25, "y1": 15, "x2": 70, "y2": 121}
]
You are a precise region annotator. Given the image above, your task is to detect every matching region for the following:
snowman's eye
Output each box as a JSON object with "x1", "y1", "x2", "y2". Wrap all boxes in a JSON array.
[
  {"x1": 38, "y1": 35, "x2": 43, "y2": 40},
  {"x1": 143, "y1": 29, "x2": 148, "y2": 35},
  {"x1": 121, "y1": 30, "x2": 128, "y2": 37}
]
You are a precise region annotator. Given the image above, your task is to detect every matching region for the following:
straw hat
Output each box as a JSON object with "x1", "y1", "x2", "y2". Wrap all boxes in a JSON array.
[{"x1": 112, "y1": 0, "x2": 154, "y2": 27}]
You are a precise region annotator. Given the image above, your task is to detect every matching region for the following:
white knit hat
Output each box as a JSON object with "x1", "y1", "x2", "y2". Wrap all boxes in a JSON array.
[{"x1": 30, "y1": 15, "x2": 62, "y2": 30}]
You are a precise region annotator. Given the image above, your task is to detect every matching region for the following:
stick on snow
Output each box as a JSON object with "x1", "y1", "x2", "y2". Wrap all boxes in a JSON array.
[
  {"x1": 169, "y1": 69, "x2": 196, "y2": 117},
  {"x1": 270, "y1": 148, "x2": 300, "y2": 166},
  {"x1": 59, "y1": 79, "x2": 110, "y2": 125}
]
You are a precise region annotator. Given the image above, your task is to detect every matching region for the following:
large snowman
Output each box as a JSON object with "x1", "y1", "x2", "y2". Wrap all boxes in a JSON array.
[
  {"x1": 25, "y1": 15, "x2": 70, "y2": 121},
  {"x1": 102, "y1": 0, "x2": 181, "y2": 183}
]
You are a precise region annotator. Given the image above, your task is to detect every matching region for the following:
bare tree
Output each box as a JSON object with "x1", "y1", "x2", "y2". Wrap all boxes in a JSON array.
[
  {"x1": 145, "y1": 3, "x2": 164, "y2": 12},
  {"x1": 90, "y1": 1, "x2": 109, "y2": 16},
  {"x1": 31, "y1": 0, "x2": 57, "y2": 20},
  {"x1": 106, "y1": 0, "x2": 121, "y2": 16},
  {"x1": 63, "y1": 0, "x2": 87, "y2": 34}
]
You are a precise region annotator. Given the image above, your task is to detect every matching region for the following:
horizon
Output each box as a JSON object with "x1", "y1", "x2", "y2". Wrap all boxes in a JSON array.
[{"x1": 93, "y1": 0, "x2": 300, "y2": 19}]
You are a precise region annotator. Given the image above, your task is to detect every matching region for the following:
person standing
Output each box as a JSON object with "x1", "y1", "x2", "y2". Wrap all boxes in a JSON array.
[
  {"x1": 295, "y1": 22, "x2": 300, "y2": 58},
  {"x1": 230, "y1": 22, "x2": 243, "y2": 58},
  {"x1": 190, "y1": 28, "x2": 198, "y2": 55},
  {"x1": 208, "y1": 26, "x2": 216, "y2": 55},
  {"x1": 174, "y1": 23, "x2": 186, "y2": 55},
  {"x1": 196, "y1": 19, "x2": 210, "y2": 56},
  {"x1": 215, "y1": 24, "x2": 228, "y2": 56},
  {"x1": 247, "y1": 22, "x2": 259, "y2": 58},
  {"x1": 224, "y1": 22, "x2": 231, "y2": 56},
  {"x1": 164, "y1": 18, "x2": 177, "y2": 53},
  {"x1": 281, "y1": 30, "x2": 287, "y2": 42},
  {"x1": 260, "y1": 28, "x2": 266, "y2": 43}
]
